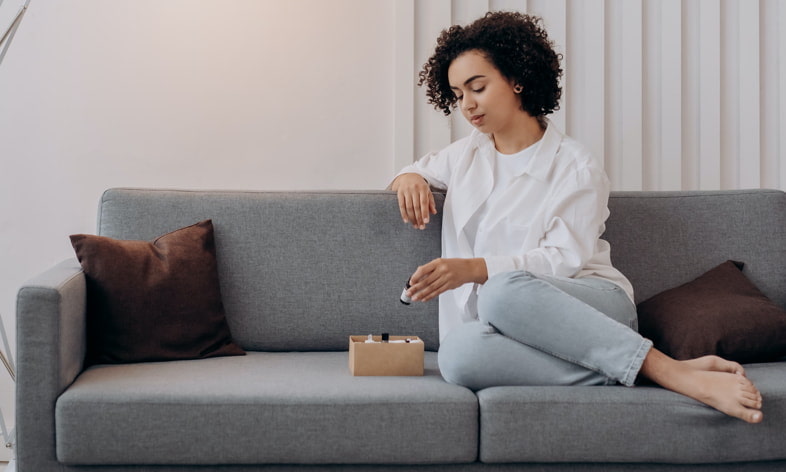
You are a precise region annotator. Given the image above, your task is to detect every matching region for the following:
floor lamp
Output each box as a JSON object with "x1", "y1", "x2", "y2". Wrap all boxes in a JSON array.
[{"x1": 0, "y1": 0, "x2": 32, "y2": 461}]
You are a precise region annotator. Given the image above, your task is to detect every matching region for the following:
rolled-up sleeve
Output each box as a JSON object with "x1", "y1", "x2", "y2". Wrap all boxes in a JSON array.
[
  {"x1": 395, "y1": 152, "x2": 449, "y2": 191},
  {"x1": 393, "y1": 137, "x2": 473, "y2": 191}
]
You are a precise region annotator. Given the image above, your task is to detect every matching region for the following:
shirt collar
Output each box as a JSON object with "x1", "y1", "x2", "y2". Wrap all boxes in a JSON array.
[{"x1": 469, "y1": 118, "x2": 563, "y2": 181}]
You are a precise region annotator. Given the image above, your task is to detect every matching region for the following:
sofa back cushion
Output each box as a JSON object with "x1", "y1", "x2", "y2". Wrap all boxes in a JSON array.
[
  {"x1": 97, "y1": 189, "x2": 443, "y2": 351},
  {"x1": 97, "y1": 188, "x2": 786, "y2": 351},
  {"x1": 604, "y1": 189, "x2": 786, "y2": 309}
]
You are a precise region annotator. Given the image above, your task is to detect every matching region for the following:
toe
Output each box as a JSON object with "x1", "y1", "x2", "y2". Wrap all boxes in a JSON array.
[
  {"x1": 728, "y1": 404, "x2": 763, "y2": 424},
  {"x1": 737, "y1": 374, "x2": 758, "y2": 391},
  {"x1": 715, "y1": 356, "x2": 745, "y2": 375},
  {"x1": 740, "y1": 394, "x2": 762, "y2": 410},
  {"x1": 748, "y1": 410, "x2": 764, "y2": 424}
]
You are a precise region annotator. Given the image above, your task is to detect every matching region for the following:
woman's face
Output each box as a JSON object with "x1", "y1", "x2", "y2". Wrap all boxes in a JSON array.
[{"x1": 447, "y1": 50, "x2": 523, "y2": 135}]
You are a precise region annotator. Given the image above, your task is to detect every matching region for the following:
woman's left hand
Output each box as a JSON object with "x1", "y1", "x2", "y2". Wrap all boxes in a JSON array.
[{"x1": 407, "y1": 258, "x2": 488, "y2": 302}]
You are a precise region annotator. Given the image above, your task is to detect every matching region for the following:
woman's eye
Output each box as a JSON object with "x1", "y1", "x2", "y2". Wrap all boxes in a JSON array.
[{"x1": 473, "y1": 87, "x2": 485, "y2": 93}]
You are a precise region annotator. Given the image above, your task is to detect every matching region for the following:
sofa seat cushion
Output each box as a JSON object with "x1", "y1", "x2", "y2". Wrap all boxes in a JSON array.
[
  {"x1": 477, "y1": 362, "x2": 786, "y2": 464},
  {"x1": 55, "y1": 351, "x2": 478, "y2": 466}
]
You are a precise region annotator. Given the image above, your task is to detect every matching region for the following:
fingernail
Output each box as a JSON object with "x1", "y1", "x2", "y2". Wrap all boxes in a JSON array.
[{"x1": 424, "y1": 217, "x2": 429, "y2": 223}]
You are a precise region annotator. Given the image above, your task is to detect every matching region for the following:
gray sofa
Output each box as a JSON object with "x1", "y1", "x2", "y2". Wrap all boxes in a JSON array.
[{"x1": 15, "y1": 188, "x2": 786, "y2": 472}]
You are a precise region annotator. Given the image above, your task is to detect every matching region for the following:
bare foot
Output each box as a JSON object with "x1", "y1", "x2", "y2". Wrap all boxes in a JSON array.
[
  {"x1": 686, "y1": 369, "x2": 763, "y2": 423},
  {"x1": 640, "y1": 349, "x2": 763, "y2": 424},
  {"x1": 682, "y1": 355, "x2": 745, "y2": 376}
]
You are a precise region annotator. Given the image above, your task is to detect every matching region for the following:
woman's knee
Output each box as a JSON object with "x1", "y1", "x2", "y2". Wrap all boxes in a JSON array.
[{"x1": 477, "y1": 270, "x2": 540, "y2": 325}]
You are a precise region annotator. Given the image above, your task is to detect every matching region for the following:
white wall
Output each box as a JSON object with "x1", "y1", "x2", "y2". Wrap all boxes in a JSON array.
[{"x1": 0, "y1": 0, "x2": 784, "y2": 461}]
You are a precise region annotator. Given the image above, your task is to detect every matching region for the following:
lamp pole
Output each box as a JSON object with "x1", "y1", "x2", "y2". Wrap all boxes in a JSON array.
[{"x1": 0, "y1": 0, "x2": 31, "y2": 68}]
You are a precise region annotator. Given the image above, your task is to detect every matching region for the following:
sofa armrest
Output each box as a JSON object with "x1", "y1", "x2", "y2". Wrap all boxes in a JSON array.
[{"x1": 16, "y1": 258, "x2": 86, "y2": 471}]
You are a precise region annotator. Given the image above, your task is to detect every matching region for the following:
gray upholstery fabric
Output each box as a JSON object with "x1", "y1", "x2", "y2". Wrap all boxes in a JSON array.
[
  {"x1": 478, "y1": 362, "x2": 786, "y2": 464},
  {"x1": 16, "y1": 462, "x2": 786, "y2": 472},
  {"x1": 605, "y1": 190, "x2": 786, "y2": 307},
  {"x1": 16, "y1": 258, "x2": 86, "y2": 472},
  {"x1": 56, "y1": 351, "x2": 478, "y2": 465},
  {"x1": 96, "y1": 189, "x2": 443, "y2": 351}
]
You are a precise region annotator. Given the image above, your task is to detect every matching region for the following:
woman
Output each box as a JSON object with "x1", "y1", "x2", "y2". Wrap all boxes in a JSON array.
[{"x1": 390, "y1": 11, "x2": 763, "y2": 424}]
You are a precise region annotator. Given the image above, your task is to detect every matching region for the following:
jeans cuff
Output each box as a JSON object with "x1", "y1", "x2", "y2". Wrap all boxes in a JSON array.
[{"x1": 620, "y1": 338, "x2": 653, "y2": 387}]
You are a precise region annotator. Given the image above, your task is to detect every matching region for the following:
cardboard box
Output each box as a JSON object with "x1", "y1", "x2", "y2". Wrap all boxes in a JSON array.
[{"x1": 348, "y1": 335, "x2": 424, "y2": 376}]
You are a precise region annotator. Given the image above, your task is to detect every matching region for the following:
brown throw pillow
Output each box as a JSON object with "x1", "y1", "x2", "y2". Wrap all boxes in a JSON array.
[
  {"x1": 70, "y1": 220, "x2": 245, "y2": 364},
  {"x1": 637, "y1": 260, "x2": 786, "y2": 363}
]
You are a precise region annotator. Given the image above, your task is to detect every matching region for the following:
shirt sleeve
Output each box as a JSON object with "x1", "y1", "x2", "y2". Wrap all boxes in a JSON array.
[
  {"x1": 483, "y1": 160, "x2": 611, "y2": 279},
  {"x1": 392, "y1": 137, "x2": 471, "y2": 191}
]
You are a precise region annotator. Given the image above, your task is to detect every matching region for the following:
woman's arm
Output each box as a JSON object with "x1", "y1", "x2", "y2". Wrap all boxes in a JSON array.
[{"x1": 389, "y1": 136, "x2": 469, "y2": 229}]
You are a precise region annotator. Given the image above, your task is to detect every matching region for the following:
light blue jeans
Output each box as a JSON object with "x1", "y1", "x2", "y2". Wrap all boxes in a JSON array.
[{"x1": 438, "y1": 271, "x2": 653, "y2": 390}]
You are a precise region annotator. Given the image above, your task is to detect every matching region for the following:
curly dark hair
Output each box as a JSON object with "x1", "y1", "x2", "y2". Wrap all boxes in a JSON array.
[{"x1": 419, "y1": 11, "x2": 563, "y2": 117}]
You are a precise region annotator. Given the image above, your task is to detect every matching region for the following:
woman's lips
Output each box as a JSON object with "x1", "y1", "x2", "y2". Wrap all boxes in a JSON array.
[{"x1": 470, "y1": 114, "x2": 485, "y2": 125}]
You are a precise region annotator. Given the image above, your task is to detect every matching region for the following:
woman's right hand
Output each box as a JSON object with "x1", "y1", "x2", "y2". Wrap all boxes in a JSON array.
[{"x1": 390, "y1": 173, "x2": 437, "y2": 230}]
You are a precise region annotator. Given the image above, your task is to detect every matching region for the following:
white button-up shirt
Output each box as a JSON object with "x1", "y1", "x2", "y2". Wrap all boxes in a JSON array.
[{"x1": 397, "y1": 120, "x2": 634, "y2": 340}]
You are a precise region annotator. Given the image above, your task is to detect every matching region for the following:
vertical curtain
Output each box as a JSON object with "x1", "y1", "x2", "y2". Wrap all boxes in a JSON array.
[{"x1": 396, "y1": 0, "x2": 786, "y2": 192}]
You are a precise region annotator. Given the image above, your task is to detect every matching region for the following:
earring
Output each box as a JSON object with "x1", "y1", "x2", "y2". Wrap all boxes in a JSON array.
[{"x1": 513, "y1": 85, "x2": 523, "y2": 94}]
